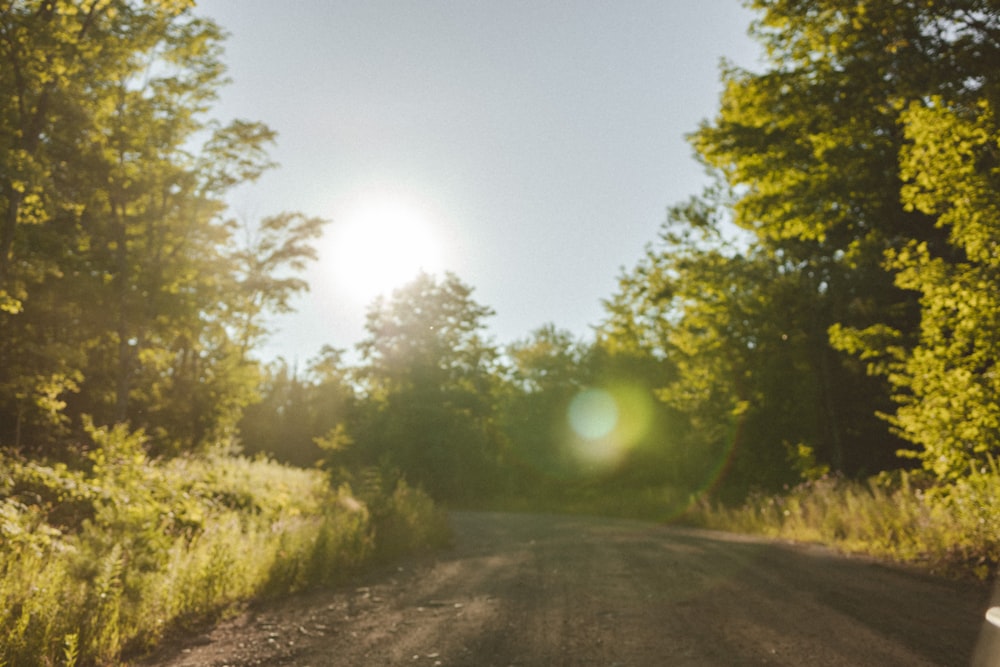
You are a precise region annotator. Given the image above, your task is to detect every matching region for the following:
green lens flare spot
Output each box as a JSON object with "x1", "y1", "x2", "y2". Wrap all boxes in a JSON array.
[{"x1": 568, "y1": 388, "x2": 619, "y2": 440}]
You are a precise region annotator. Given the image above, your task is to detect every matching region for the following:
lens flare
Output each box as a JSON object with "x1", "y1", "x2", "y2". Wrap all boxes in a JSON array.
[
  {"x1": 568, "y1": 388, "x2": 618, "y2": 440},
  {"x1": 500, "y1": 378, "x2": 747, "y2": 519},
  {"x1": 565, "y1": 384, "x2": 655, "y2": 468}
]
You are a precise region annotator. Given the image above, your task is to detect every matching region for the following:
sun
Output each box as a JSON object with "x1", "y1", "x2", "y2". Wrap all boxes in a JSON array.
[{"x1": 324, "y1": 195, "x2": 445, "y2": 305}]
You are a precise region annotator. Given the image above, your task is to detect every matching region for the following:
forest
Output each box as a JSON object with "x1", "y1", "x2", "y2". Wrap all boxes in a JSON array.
[{"x1": 2, "y1": 0, "x2": 999, "y2": 664}]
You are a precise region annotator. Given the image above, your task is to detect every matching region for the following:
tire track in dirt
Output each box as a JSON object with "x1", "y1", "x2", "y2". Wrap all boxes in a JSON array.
[{"x1": 142, "y1": 511, "x2": 999, "y2": 666}]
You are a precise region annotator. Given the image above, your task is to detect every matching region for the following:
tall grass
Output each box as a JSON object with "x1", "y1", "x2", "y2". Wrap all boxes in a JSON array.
[
  {"x1": 693, "y1": 469, "x2": 1000, "y2": 580},
  {"x1": 0, "y1": 424, "x2": 448, "y2": 666}
]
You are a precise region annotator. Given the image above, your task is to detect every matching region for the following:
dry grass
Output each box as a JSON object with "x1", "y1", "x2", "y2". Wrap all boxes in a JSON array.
[{"x1": 692, "y1": 469, "x2": 1000, "y2": 580}]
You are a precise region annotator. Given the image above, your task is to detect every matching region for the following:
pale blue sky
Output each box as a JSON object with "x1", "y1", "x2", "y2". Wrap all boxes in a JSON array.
[{"x1": 194, "y1": 0, "x2": 761, "y2": 362}]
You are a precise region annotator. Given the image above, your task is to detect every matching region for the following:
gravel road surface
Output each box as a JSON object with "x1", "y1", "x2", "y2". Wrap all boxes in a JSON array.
[{"x1": 143, "y1": 511, "x2": 1000, "y2": 666}]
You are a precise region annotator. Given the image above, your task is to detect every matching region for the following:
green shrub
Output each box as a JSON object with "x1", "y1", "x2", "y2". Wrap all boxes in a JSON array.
[{"x1": 371, "y1": 478, "x2": 451, "y2": 560}]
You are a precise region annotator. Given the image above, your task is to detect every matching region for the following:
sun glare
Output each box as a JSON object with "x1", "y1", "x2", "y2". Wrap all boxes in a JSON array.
[{"x1": 325, "y1": 195, "x2": 445, "y2": 305}]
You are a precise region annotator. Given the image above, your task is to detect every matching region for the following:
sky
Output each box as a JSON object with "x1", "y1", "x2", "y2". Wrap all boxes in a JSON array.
[{"x1": 194, "y1": 0, "x2": 762, "y2": 364}]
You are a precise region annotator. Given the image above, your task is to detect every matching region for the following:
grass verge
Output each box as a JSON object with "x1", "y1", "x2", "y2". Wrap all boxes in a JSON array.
[
  {"x1": 0, "y1": 424, "x2": 449, "y2": 666},
  {"x1": 691, "y1": 470, "x2": 1000, "y2": 580}
]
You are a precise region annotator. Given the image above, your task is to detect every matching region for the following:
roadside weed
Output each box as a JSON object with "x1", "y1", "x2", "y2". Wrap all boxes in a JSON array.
[{"x1": 694, "y1": 470, "x2": 1000, "y2": 579}]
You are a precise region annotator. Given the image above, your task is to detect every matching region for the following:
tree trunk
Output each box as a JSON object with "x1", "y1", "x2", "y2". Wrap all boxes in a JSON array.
[
  {"x1": 0, "y1": 186, "x2": 20, "y2": 286},
  {"x1": 114, "y1": 204, "x2": 130, "y2": 423}
]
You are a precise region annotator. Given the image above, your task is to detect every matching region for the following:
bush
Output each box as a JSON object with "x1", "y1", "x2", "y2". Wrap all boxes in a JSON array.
[{"x1": 371, "y1": 477, "x2": 452, "y2": 560}]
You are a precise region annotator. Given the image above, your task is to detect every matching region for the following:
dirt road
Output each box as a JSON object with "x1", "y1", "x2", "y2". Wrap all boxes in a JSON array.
[{"x1": 144, "y1": 512, "x2": 1000, "y2": 666}]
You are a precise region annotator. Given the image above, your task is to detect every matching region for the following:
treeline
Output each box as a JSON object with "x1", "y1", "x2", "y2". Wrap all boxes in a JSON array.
[
  {"x1": 676, "y1": 0, "x2": 999, "y2": 490},
  {"x1": 617, "y1": 0, "x2": 998, "y2": 498},
  {"x1": 240, "y1": 273, "x2": 714, "y2": 515},
  {"x1": 677, "y1": 0, "x2": 1000, "y2": 573},
  {"x1": 244, "y1": 0, "x2": 1000, "y2": 514}
]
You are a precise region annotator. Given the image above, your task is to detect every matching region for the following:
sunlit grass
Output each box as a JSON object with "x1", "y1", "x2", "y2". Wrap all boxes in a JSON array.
[
  {"x1": 692, "y1": 469, "x2": 1000, "y2": 580},
  {"x1": 0, "y1": 424, "x2": 448, "y2": 666}
]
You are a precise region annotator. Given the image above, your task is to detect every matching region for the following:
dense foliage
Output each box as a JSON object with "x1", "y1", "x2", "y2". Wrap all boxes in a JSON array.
[
  {"x1": 5, "y1": 0, "x2": 993, "y2": 512},
  {"x1": 0, "y1": 0, "x2": 325, "y2": 454},
  {"x1": 600, "y1": 0, "x2": 1000, "y2": 495},
  {"x1": 3, "y1": 0, "x2": 1000, "y2": 661},
  {"x1": 325, "y1": 272, "x2": 506, "y2": 503}
]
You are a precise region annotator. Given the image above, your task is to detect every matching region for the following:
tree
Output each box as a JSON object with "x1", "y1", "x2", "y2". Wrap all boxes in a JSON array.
[
  {"x1": 0, "y1": 1, "x2": 184, "y2": 445},
  {"x1": 240, "y1": 347, "x2": 355, "y2": 467},
  {"x1": 834, "y1": 97, "x2": 1000, "y2": 480},
  {"x1": 506, "y1": 324, "x2": 585, "y2": 395},
  {"x1": 602, "y1": 192, "x2": 820, "y2": 498},
  {"x1": 687, "y1": 0, "x2": 999, "y2": 477},
  {"x1": 500, "y1": 324, "x2": 588, "y2": 486},
  {"x1": 346, "y1": 272, "x2": 504, "y2": 502},
  {"x1": 0, "y1": 2, "x2": 319, "y2": 453},
  {"x1": 227, "y1": 212, "x2": 327, "y2": 357},
  {"x1": 1, "y1": 1, "x2": 158, "y2": 308}
]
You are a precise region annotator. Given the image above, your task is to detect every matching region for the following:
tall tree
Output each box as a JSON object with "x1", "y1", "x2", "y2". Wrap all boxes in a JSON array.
[
  {"x1": 0, "y1": 1, "x2": 182, "y2": 445},
  {"x1": 500, "y1": 324, "x2": 588, "y2": 486},
  {"x1": 688, "y1": 0, "x2": 998, "y2": 475},
  {"x1": 0, "y1": 2, "x2": 319, "y2": 452},
  {"x1": 347, "y1": 272, "x2": 504, "y2": 502},
  {"x1": 602, "y1": 192, "x2": 828, "y2": 498},
  {"x1": 227, "y1": 212, "x2": 327, "y2": 356}
]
